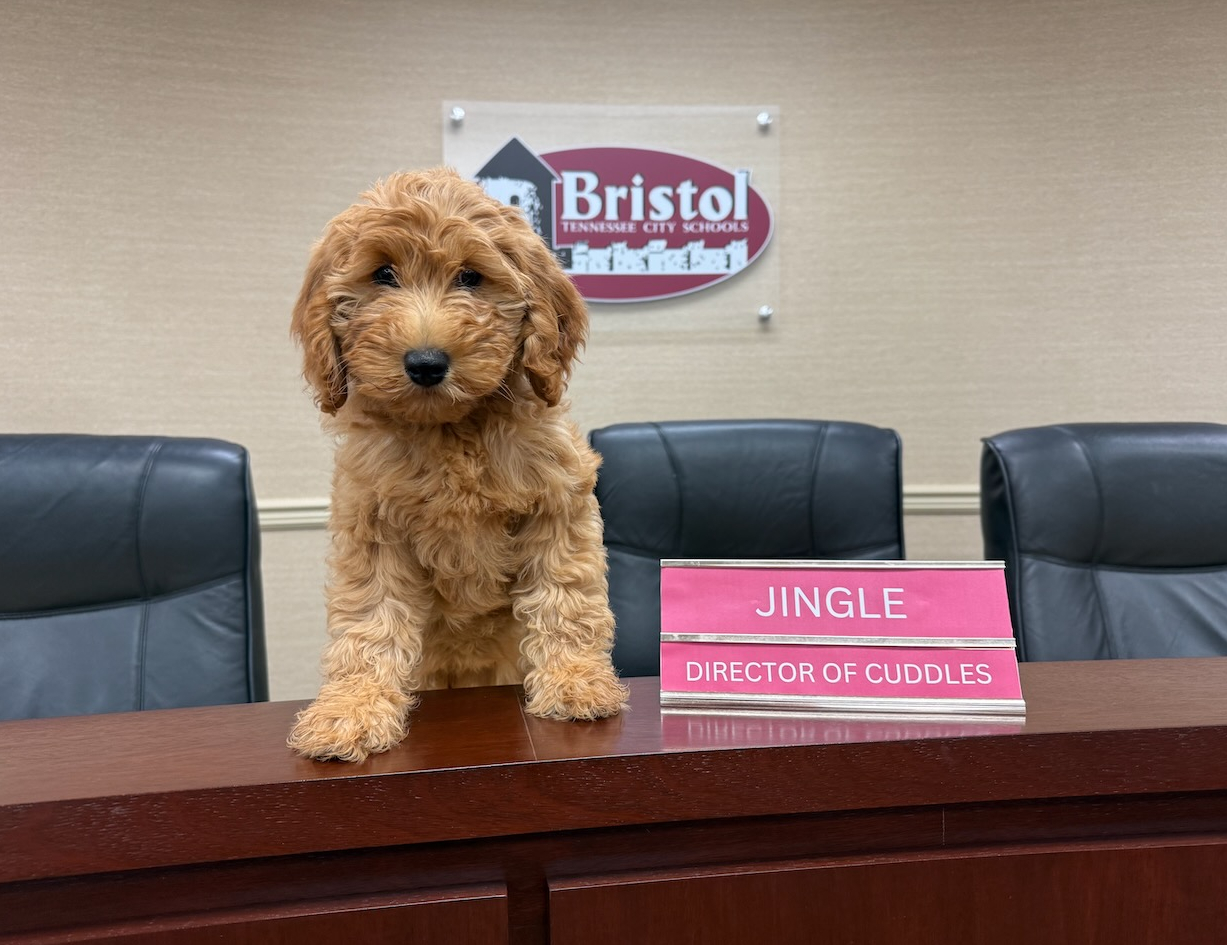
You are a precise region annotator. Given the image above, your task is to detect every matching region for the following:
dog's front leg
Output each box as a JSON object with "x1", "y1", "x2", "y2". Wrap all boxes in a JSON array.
[
  {"x1": 288, "y1": 542, "x2": 430, "y2": 762},
  {"x1": 513, "y1": 494, "x2": 629, "y2": 721}
]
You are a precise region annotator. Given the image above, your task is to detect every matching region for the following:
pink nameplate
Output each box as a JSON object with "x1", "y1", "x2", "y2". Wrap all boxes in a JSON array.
[
  {"x1": 658, "y1": 560, "x2": 1024, "y2": 718},
  {"x1": 661, "y1": 642, "x2": 1022, "y2": 701},
  {"x1": 661, "y1": 561, "x2": 1013, "y2": 643}
]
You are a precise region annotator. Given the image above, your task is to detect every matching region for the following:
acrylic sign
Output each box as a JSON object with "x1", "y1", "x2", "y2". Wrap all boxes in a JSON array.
[{"x1": 658, "y1": 560, "x2": 1025, "y2": 718}]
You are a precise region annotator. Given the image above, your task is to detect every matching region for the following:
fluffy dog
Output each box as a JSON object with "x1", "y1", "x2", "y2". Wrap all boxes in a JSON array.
[{"x1": 287, "y1": 168, "x2": 627, "y2": 762}]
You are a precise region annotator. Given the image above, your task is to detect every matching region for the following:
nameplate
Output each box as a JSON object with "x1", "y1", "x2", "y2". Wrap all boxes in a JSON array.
[{"x1": 658, "y1": 560, "x2": 1024, "y2": 718}]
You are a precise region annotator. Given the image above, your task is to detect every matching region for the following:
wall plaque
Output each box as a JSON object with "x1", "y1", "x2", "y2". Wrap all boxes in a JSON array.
[{"x1": 443, "y1": 102, "x2": 778, "y2": 321}]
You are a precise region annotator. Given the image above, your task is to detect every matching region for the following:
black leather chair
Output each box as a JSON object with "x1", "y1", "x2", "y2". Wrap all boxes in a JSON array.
[
  {"x1": 981, "y1": 422, "x2": 1227, "y2": 662},
  {"x1": 0, "y1": 435, "x2": 268, "y2": 719},
  {"x1": 590, "y1": 419, "x2": 904, "y2": 676}
]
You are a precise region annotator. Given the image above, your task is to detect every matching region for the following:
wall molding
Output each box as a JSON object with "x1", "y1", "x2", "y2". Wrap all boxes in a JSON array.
[
  {"x1": 257, "y1": 486, "x2": 980, "y2": 532},
  {"x1": 258, "y1": 498, "x2": 331, "y2": 532},
  {"x1": 901, "y1": 485, "x2": 980, "y2": 516}
]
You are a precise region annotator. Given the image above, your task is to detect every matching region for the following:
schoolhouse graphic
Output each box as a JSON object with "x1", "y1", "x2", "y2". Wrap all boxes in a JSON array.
[{"x1": 475, "y1": 137, "x2": 560, "y2": 260}]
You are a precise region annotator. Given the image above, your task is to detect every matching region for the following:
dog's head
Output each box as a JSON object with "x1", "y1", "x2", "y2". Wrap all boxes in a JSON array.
[{"x1": 291, "y1": 168, "x2": 586, "y2": 423}]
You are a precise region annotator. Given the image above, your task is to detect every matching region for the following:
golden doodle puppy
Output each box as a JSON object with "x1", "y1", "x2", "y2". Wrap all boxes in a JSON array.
[{"x1": 287, "y1": 168, "x2": 627, "y2": 762}]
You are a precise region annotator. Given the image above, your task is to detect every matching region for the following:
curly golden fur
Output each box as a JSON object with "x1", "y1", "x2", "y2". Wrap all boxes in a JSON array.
[{"x1": 287, "y1": 168, "x2": 627, "y2": 762}]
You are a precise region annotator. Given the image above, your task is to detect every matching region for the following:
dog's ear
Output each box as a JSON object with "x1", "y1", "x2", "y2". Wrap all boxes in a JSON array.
[
  {"x1": 513, "y1": 223, "x2": 588, "y2": 407},
  {"x1": 290, "y1": 224, "x2": 349, "y2": 415}
]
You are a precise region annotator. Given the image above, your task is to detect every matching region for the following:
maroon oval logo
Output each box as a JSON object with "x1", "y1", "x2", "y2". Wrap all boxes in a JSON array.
[{"x1": 477, "y1": 140, "x2": 774, "y2": 304}]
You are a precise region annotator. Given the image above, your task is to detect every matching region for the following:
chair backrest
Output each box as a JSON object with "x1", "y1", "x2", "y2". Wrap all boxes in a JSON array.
[
  {"x1": 590, "y1": 419, "x2": 904, "y2": 676},
  {"x1": 0, "y1": 435, "x2": 268, "y2": 719},
  {"x1": 981, "y1": 422, "x2": 1227, "y2": 662}
]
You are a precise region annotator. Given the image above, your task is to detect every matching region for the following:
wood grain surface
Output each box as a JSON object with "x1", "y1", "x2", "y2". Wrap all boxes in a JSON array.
[{"x1": 3, "y1": 658, "x2": 1227, "y2": 942}]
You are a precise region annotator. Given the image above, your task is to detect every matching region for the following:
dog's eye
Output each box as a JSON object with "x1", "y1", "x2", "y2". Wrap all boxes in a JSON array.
[
  {"x1": 454, "y1": 269, "x2": 483, "y2": 291},
  {"x1": 372, "y1": 265, "x2": 399, "y2": 288}
]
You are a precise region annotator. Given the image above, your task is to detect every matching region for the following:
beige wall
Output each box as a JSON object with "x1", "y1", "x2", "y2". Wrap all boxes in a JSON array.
[{"x1": 4, "y1": 0, "x2": 1225, "y2": 699}]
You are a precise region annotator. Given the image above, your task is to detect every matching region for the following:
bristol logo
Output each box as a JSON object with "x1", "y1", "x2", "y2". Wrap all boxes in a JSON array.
[{"x1": 475, "y1": 137, "x2": 774, "y2": 304}]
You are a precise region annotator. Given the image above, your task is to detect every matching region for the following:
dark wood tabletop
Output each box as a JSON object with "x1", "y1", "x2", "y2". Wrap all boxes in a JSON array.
[
  {"x1": 5, "y1": 657, "x2": 1227, "y2": 944},
  {"x1": 4, "y1": 657, "x2": 1227, "y2": 887}
]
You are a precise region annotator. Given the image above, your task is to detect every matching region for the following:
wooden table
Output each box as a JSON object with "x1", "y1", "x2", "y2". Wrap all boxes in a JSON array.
[{"x1": 3, "y1": 658, "x2": 1227, "y2": 943}]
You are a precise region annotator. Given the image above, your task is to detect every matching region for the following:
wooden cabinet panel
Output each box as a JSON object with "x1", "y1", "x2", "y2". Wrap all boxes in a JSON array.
[
  {"x1": 7, "y1": 662, "x2": 1227, "y2": 944},
  {"x1": 551, "y1": 841, "x2": 1227, "y2": 945},
  {"x1": 19, "y1": 886, "x2": 507, "y2": 945}
]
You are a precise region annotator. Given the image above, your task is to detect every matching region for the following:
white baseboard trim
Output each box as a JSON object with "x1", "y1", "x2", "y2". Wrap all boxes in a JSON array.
[
  {"x1": 257, "y1": 486, "x2": 980, "y2": 532},
  {"x1": 257, "y1": 498, "x2": 330, "y2": 531},
  {"x1": 902, "y1": 485, "x2": 980, "y2": 515}
]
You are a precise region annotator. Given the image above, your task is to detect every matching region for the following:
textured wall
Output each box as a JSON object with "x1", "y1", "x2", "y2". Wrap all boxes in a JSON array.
[{"x1": 4, "y1": 0, "x2": 1225, "y2": 698}]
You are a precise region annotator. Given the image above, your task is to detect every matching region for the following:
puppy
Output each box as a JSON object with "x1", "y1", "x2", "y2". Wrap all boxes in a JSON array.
[{"x1": 287, "y1": 168, "x2": 627, "y2": 762}]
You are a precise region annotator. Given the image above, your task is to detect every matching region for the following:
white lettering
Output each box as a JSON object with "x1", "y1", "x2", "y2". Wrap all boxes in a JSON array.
[
  {"x1": 677, "y1": 179, "x2": 699, "y2": 220},
  {"x1": 756, "y1": 586, "x2": 909, "y2": 621},
  {"x1": 826, "y1": 587, "x2": 853, "y2": 618},
  {"x1": 603, "y1": 184, "x2": 628, "y2": 221},
  {"x1": 733, "y1": 169, "x2": 749, "y2": 220},
  {"x1": 857, "y1": 587, "x2": 882, "y2": 619},
  {"x1": 629, "y1": 174, "x2": 645, "y2": 221},
  {"x1": 561, "y1": 171, "x2": 602, "y2": 221},
  {"x1": 698, "y1": 185, "x2": 733, "y2": 222},
  {"x1": 794, "y1": 587, "x2": 821, "y2": 618},
  {"x1": 681, "y1": 219, "x2": 749, "y2": 235},
  {"x1": 648, "y1": 185, "x2": 674, "y2": 221},
  {"x1": 562, "y1": 170, "x2": 753, "y2": 225},
  {"x1": 680, "y1": 658, "x2": 992, "y2": 691}
]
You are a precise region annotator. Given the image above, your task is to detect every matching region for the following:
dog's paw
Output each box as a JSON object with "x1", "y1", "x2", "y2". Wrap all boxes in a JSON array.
[
  {"x1": 523, "y1": 662, "x2": 628, "y2": 721},
  {"x1": 286, "y1": 684, "x2": 414, "y2": 763}
]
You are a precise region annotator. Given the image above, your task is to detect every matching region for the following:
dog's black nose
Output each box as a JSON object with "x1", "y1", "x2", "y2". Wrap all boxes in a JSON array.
[{"x1": 403, "y1": 348, "x2": 450, "y2": 387}]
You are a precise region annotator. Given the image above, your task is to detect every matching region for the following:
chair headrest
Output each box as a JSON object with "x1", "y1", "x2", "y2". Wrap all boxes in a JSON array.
[
  {"x1": 0, "y1": 435, "x2": 255, "y2": 613},
  {"x1": 982, "y1": 422, "x2": 1227, "y2": 567},
  {"x1": 591, "y1": 419, "x2": 903, "y2": 560}
]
